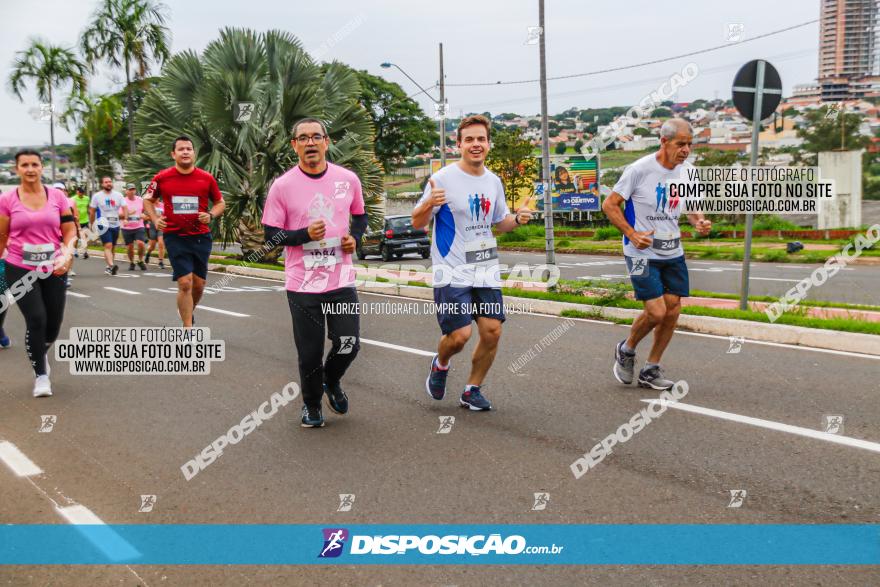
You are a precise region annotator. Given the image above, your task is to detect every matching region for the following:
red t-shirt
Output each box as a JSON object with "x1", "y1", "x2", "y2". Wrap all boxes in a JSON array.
[{"x1": 145, "y1": 167, "x2": 223, "y2": 236}]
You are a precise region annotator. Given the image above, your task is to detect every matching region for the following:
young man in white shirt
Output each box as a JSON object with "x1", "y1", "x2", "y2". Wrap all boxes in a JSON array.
[{"x1": 412, "y1": 115, "x2": 532, "y2": 411}]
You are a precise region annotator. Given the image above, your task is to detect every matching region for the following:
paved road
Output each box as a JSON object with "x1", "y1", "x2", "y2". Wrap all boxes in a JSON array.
[
  {"x1": 353, "y1": 249, "x2": 880, "y2": 306},
  {"x1": 1, "y1": 258, "x2": 878, "y2": 584}
]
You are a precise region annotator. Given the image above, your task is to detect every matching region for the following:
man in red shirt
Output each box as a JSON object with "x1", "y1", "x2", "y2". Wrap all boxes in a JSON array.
[{"x1": 144, "y1": 136, "x2": 225, "y2": 327}]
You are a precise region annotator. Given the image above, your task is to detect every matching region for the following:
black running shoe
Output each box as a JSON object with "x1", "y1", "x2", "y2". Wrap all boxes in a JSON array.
[
  {"x1": 425, "y1": 354, "x2": 448, "y2": 400},
  {"x1": 83, "y1": 251, "x2": 89, "y2": 259},
  {"x1": 324, "y1": 381, "x2": 349, "y2": 415},
  {"x1": 301, "y1": 404, "x2": 325, "y2": 428},
  {"x1": 138, "y1": 261, "x2": 147, "y2": 271},
  {"x1": 129, "y1": 263, "x2": 136, "y2": 271},
  {"x1": 145, "y1": 251, "x2": 151, "y2": 264},
  {"x1": 111, "y1": 264, "x2": 119, "y2": 275},
  {"x1": 104, "y1": 266, "x2": 113, "y2": 275},
  {"x1": 158, "y1": 261, "x2": 165, "y2": 269},
  {"x1": 460, "y1": 386, "x2": 492, "y2": 411}
]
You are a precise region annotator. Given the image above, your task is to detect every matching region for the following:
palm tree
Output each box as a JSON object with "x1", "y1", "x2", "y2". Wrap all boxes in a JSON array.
[
  {"x1": 80, "y1": 0, "x2": 170, "y2": 157},
  {"x1": 8, "y1": 39, "x2": 88, "y2": 181},
  {"x1": 127, "y1": 28, "x2": 383, "y2": 261},
  {"x1": 61, "y1": 93, "x2": 123, "y2": 193}
]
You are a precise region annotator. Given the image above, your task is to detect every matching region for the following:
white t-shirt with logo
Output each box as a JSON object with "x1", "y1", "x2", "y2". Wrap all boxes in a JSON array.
[
  {"x1": 419, "y1": 163, "x2": 509, "y2": 288},
  {"x1": 89, "y1": 190, "x2": 124, "y2": 228},
  {"x1": 612, "y1": 153, "x2": 692, "y2": 260}
]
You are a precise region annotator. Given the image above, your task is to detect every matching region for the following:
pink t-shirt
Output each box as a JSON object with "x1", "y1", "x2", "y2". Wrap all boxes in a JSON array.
[
  {"x1": 122, "y1": 196, "x2": 145, "y2": 230},
  {"x1": 261, "y1": 163, "x2": 365, "y2": 293},
  {"x1": 0, "y1": 187, "x2": 68, "y2": 270}
]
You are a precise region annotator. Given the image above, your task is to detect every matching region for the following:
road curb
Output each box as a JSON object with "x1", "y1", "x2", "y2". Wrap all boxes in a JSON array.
[{"x1": 218, "y1": 264, "x2": 879, "y2": 356}]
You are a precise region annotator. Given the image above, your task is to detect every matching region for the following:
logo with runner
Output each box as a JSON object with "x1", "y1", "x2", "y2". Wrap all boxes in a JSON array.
[
  {"x1": 726, "y1": 336, "x2": 744, "y2": 354},
  {"x1": 337, "y1": 494, "x2": 356, "y2": 512},
  {"x1": 727, "y1": 489, "x2": 747, "y2": 508},
  {"x1": 822, "y1": 414, "x2": 844, "y2": 435},
  {"x1": 308, "y1": 193, "x2": 336, "y2": 226},
  {"x1": 629, "y1": 257, "x2": 648, "y2": 277},
  {"x1": 436, "y1": 416, "x2": 455, "y2": 434},
  {"x1": 333, "y1": 181, "x2": 350, "y2": 199},
  {"x1": 138, "y1": 495, "x2": 157, "y2": 513},
  {"x1": 531, "y1": 492, "x2": 550, "y2": 511},
  {"x1": 318, "y1": 528, "x2": 349, "y2": 558},
  {"x1": 38, "y1": 415, "x2": 56, "y2": 433},
  {"x1": 468, "y1": 193, "x2": 490, "y2": 222},
  {"x1": 654, "y1": 183, "x2": 668, "y2": 212},
  {"x1": 337, "y1": 336, "x2": 357, "y2": 355}
]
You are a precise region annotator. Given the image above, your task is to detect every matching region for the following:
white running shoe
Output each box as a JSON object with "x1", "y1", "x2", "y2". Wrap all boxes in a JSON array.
[{"x1": 33, "y1": 375, "x2": 52, "y2": 398}]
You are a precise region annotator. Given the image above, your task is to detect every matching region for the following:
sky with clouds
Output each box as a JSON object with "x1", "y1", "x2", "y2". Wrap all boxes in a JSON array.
[{"x1": 0, "y1": 0, "x2": 820, "y2": 147}]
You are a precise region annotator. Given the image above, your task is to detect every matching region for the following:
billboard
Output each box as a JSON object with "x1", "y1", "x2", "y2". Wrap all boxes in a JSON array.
[{"x1": 537, "y1": 155, "x2": 601, "y2": 212}]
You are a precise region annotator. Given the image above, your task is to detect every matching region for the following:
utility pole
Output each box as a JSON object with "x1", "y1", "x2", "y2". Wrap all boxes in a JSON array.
[
  {"x1": 439, "y1": 43, "x2": 447, "y2": 167},
  {"x1": 538, "y1": 0, "x2": 555, "y2": 267}
]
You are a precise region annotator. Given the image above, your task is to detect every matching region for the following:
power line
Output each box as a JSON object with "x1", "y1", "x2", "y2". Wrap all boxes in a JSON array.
[
  {"x1": 445, "y1": 19, "x2": 819, "y2": 88},
  {"x1": 453, "y1": 48, "x2": 815, "y2": 112}
]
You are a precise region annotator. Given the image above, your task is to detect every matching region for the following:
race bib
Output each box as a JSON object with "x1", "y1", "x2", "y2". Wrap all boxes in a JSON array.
[
  {"x1": 464, "y1": 237, "x2": 498, "y2": 265},
  {"x1": 22, "y1": 243, "x2": 55, "y2": 266},
  {"x1": 127, "y1": 213, "x2": 141, "y2": 222},
  {"x1": 303, "y1": 236, "x2": 341, "y2": 269},
  {"x1": 104, "y1": 212, "x2": 119, "y2": 225},
  {"x1": 652, "y1": 230, "x2": 681, "y2": 254},
  {"x1": 172, "y1": 195, "x2": 199, "y2": 215}
]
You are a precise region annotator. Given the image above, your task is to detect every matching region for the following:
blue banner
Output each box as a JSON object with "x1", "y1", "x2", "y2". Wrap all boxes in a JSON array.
[
  {"x1": 1, "y1": 525, "x2": 878, "y2": 565},
  {"x1": 557, "y1": 193, "x2": 600, "y2": 211}
]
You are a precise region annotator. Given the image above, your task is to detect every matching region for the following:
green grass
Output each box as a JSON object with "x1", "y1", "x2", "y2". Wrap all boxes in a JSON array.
[{"x1": 209, "y1": 257, "x2": 284, "y2": 272}]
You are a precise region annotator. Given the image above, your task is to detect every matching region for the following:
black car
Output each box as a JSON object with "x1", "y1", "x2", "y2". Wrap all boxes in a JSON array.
[{"x1": 357, "y1": 215, "x2": 430, "y2": 261}]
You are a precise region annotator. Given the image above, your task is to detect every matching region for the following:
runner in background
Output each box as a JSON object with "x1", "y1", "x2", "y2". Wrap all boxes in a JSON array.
[
  {"x1": 71, "y1": 186, "x2": 90, "y2": 259},
  {"x1": 0, "y1": 150, "x2": 76, "y2": 397},
  {"x1": 144, "y1": 197, "x2": 166, "y2": 269},
  {"x1": 602, "y1": 118, "x2": 711, "y2": 390},
  {"x1": 144, "y1": 136, "x2": 225, "y2": 327},
  {"x1": 121, "y1": 183, "x2": 147, "y2": 271},
  {"x1": 52, "y1": 182, "x2": 76, "y2": 288},
  {"x1": 89, "y1": 176, "x2": 123, "y2": 275}
]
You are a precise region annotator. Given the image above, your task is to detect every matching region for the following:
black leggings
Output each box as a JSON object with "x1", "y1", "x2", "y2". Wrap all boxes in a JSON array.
[
  {"x1": 287, "y1": 287, "x2": 360, "y2": 408},
  {"x1": 4, "y1": 264, "x2": 67, "y2": 376}
]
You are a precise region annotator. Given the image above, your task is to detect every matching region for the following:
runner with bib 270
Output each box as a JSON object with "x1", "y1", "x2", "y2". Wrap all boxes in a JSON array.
[
  {"x1": 602, "y1": 119, "x2": 711, "y2": 390},
  {"x1": 413, "y1": 115, "x2": 532, "y2": 411}
]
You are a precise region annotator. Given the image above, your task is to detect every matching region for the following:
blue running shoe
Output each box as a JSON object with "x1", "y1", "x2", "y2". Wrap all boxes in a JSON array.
[
  {"x1": 0, "y1": 331, "x2": 10, "y2": 349},
  {"x1": 460, "y1": 386, "x2": 492, "y2": 411},
  {"x1": 425, "y1": 354, "x2": 448, "y2": 400},
  {"x1": 301, "y1": 404, "x2": 325, "y2": 428},
  {"x1": 324, "y1": 381, "x2": 349, "y2": 415}
]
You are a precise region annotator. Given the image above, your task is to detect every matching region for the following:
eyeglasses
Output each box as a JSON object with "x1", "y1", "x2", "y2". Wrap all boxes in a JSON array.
[{"x1": 294, "y1": 134, "x2": 326, "y2": 144}]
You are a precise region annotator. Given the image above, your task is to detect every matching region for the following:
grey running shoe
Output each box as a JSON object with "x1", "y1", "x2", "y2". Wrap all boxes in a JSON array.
[
  {"x1": 637, "y1": 365, "x2": 675, "y2": 391},
  {"x1": 613, "y1": 340, "x2": 636, "y2": 385}
]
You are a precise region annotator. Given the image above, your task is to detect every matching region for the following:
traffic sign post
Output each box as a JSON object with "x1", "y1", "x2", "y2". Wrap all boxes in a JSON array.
[{"x1": 732, "y1": 60, "x2": 782, "y2": 311}]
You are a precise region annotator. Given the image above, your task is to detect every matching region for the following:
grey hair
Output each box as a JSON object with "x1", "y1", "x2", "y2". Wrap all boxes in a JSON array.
[
  {"x1": 660, "y1": 118, "x2": 693, "y2": 140},
  {"x1": 291, "y1": 117, "x2": 328, "y2": 137}
]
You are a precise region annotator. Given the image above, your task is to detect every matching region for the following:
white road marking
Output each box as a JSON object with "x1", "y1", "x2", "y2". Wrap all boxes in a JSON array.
[
  {"x1": 0, "y1": 441, "x2": 43, "y2": 477},
  {"x1": 56, "y1": 504, "x2": 142, "y2": 560},
  {"x1": 66, "y1": 291, "x2": 90, "y2": 298},
  {"x1": 149, "y1": 287, "x2": 175, "y2": 294},
  {"x1": 642, "y1": 399, "x2": 880, "y2": 454},
  {"x1": 197, "y1": 305, "x2": 250, "y2": 317},
  {"x1": 749, "y1": 277, "x2": 801, "y2": 282},
  {"x1": 660, "y1": 329, "x2": 880, "y2": 361},
  {"x1": 361, "y1": 337, "x2": 434, "y2": 357},
  {"x1": 104, "y1": 287, "x2": 141, "y2": 295}
]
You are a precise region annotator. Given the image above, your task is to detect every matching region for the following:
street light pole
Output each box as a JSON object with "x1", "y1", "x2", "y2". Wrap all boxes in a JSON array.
[
  {"x1": 538, "y1": 0, "x2": 555, "y2": 267},
  {"x1": 439, "y1": 43, "x2": 447, "y2": 167}
]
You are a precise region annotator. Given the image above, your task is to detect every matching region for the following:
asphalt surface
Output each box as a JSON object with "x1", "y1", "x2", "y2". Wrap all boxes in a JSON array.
[
  {"x1": 1, "y1": 258, "x2": 879, "y2": 585},
  {"x1": 353, "y1": 249, "x2": 880, "y2": 306}
]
